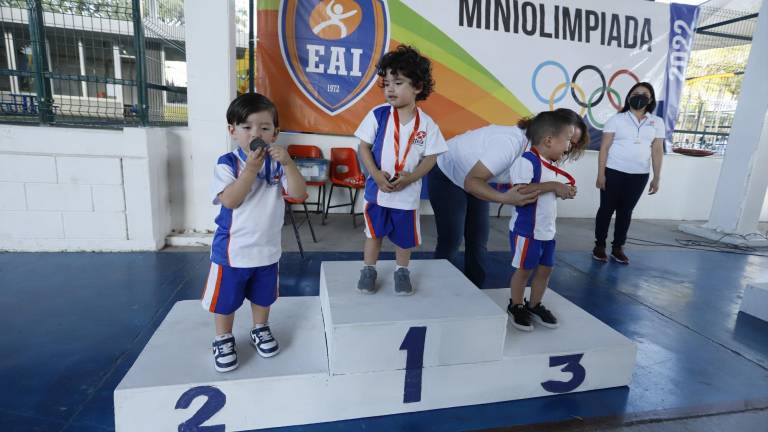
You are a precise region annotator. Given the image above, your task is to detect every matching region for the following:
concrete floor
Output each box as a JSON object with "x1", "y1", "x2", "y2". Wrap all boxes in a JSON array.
[{"x1": 276, "y1": 212, "x2": 768, "y2": 254}]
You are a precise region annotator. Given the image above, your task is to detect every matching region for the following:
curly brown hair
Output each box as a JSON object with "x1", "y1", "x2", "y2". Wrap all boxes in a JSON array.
[{"x1": 376, "y1": 45, "x2": 435, "y2": 101}]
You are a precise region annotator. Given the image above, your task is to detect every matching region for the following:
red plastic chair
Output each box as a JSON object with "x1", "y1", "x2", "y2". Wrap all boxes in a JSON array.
[
  {"x1": 283, "y1": 191, "x2": 316, "y2": 259},
  {"x1": 287, "y1": 144, "x2": 326, "y2": 213},
  {"x1": 323, "y1": 147, "x2": 366, "y2": 227}
]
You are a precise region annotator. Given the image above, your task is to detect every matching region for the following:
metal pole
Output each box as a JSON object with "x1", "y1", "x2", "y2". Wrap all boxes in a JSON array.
[
  {"x1": 132, "y1": 0, "x2": 149, "y2": 125},
  {"x1": 248, "y1": 0, "x2": 255, "y2": 93},
  {"x1": 27, "y1": 0, "x2": 53, "y2": 124}
]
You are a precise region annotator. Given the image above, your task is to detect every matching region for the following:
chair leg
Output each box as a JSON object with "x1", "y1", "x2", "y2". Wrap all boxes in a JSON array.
[
  {"x1": 286, "y1": 205, "x2": 304, "y2": 259},
  {"x1": 321, "y1": 184, "x2": 326, "y2": 214},
  {"x1": 348, "y1": 187, "x2": 354, "y2": 214},
  {"x1": 497, "y1": 203, "x2": 504, "y2": 218},
  {"x1": 303, "y1": 203, "x2": 317, "y2": 243},
  {"x1": 351, "y1": 188, "x2": 359, "y2": 228},
  {"x1": 323, "y1": 184, "x2": 334, "y2": 225}
]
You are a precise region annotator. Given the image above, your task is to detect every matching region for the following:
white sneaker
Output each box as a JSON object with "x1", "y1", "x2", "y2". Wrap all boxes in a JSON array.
[
  {"x1": 212, "y1": 333, "x2": 238, "y2": 372},
  {"x1": 251, "y1": 325, "x2": 280, "y2": 358}
]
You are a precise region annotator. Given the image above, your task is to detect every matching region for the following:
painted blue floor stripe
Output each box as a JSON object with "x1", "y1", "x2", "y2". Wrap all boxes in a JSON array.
[{"x1": 1, "y1": 250, "x2": 767, "y2": 432}]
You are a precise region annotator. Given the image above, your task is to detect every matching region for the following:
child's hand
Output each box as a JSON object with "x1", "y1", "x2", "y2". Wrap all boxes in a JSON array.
[
  {"x1": 373, "y1": 170, "x2": 395, "y2": 192},
  {"x1": 267, "y1": 145, "x2": 292, "y2": 165},
  {"x1": 554, "y1": 183, "x2": 575, "y2": 199},
  {"x1": 244, "y1": 148, "x2": 266, "y2": 174},
  {"x1": 389, "y1": 171, "x2": 413, "y2": 191}
]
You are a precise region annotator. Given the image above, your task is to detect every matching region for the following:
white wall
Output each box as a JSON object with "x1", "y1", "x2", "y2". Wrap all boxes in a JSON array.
[
  {"x1": 164, "y1": 130, "x2": 768, "y2": 237},
  {"x1": 0, "y1": 125, "x2": 170, "y2": 251}
]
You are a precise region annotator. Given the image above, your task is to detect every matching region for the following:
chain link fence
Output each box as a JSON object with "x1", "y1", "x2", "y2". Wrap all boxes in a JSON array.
[
  {"x1": 0, "y1": 0, "x2": 187, "y2": 127},
  {"x1": 672, "y1": 6, "x2": 757, "y2": 155}
]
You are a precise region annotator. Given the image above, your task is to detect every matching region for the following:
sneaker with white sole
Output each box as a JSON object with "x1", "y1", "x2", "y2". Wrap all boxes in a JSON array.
[
  {"x1": 507, "y1": 301, "x2": 533, "y2": 331},
  {"x1": 212, "y1": 333, "x2": 238, "y2": 372},
  {"x1": 251, "y1": 325, "x2": 280, "y2": 358},
  {"x1": 526, "y1": 300, "x2": 559, "y2": 328}
]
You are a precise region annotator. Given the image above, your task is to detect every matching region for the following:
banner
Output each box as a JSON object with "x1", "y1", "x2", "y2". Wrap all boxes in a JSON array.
[
  {"x1": 662, "y1": 3, "x2": 700, "y2": 148},
  {"x1": 257, "y1": 0, "x2": 684, "y2": 140}
]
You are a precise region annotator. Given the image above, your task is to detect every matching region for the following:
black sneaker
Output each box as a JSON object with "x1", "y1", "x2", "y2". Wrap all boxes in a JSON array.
[
  {"x1": 611, "y1": 247, "x2": 630, "y2": 264},
  {"x1": 251, "y1": 325, "x2": 280, "y2": 358},
  {"x1": 592, "y1": 246, "x2": 608, "y2": 262},
  {"x1": 212, "y1": 333, "x2": 238, "y2": 372},
  {"x1": 526, "y1": 300, "x2": 559, "y2": 328},
  {"x1": 507, "y1": 300, "x2": 533, "y2": 332}
]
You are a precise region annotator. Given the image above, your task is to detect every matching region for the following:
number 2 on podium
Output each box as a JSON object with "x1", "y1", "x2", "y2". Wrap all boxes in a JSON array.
[{"x1": 400, "y1": 326, "x2": 427, "y2": 403}]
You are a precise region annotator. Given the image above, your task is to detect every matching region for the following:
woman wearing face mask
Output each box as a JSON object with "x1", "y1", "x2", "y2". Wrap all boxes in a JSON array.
[{"x1": 593, "y1": 82, "x2": 665, "y2": 265}]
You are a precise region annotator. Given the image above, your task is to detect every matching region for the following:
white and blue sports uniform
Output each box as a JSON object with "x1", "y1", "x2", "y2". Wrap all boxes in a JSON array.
[
  {"x1": 355, "y1": 104, "x2": 447, "y2": 249},
  {"x1": 201, "y1": 147, "x2": 287, "y2": 315},
  {"x1": 508, "y1": 151, "x2": 559, "y2": 270}
]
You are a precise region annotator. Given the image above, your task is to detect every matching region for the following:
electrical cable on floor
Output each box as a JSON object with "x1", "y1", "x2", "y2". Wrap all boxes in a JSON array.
[{"x1": 626, "y1": 230, "x2": 768, "y2": 258}]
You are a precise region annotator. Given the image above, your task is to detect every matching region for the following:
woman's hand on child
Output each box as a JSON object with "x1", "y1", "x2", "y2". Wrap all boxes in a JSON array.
[
  {"x1": 244, "y1": 148, "x2": 266, "y2": 174},
  {"x1": 374, "y1": 170, "x2": 395, "y2": 192},
  {"x1": 503, "y1": 185, "x2": 538, "y2": 206},
  {"x1": 389, "y1": 171, "x2": 413, "y2": 191},
  {"x1": 267, "y1": 145, "x2": 292, "y2": 165}
]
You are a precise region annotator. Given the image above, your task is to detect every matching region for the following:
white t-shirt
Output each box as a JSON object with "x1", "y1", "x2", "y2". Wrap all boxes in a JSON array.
[
  {"x1": 437, "y1": 125, "x2": 529, "y2": 188},
  {"x1": 604, "y1": 112, "x2": 665, "y2": 174},
  {"x1": 508, "y1": 152, "x2": 558, "y2": 241},
  {"x1": 209, "y1": 148, "x2": 288, "y2": 268},
  {"x1": 355, "y1": 104, "x2": 447, "y2": 210}
]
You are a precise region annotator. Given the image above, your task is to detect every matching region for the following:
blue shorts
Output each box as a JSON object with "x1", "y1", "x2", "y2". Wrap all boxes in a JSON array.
[
  {"x1": 509, "y1": 231, "x2": 556, "y2": 270},
  {"x1": 201, "y1": 262, "x2": 279, "y2": 315},
  {"x1": 363, "y1": 201, "x2": 421, "y2": 249}
]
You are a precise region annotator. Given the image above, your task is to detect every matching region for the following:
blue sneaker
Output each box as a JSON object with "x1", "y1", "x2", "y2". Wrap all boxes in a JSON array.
[{"x1": 251, "y1": 325, "x2": 280, "y2": 358}]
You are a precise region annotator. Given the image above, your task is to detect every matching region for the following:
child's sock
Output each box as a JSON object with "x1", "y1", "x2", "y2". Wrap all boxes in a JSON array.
[{"x1": 395, "y1": 264, "x2": 408, "y2": 271}]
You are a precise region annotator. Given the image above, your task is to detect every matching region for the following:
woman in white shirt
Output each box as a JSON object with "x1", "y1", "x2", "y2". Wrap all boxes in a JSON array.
[
  {"x1": 593, "y1": 82, "x2": 665, "y2": 264},
  {"x1": 429, "y1": 109, "x2": 588, "y2": 288}
]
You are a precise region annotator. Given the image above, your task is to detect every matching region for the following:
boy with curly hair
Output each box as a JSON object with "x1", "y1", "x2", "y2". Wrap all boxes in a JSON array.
[{"x1": 355, "y1": 45, "x2": 447, "y2": 295}]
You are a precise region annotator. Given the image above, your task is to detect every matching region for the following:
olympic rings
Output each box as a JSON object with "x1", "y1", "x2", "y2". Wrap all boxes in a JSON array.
[
  {"x1": 532, "y1": 60, "x2": 640, "y2": 112},
  {"x1": 587, "y1": 86, "x2": 622, "y2": 128},
  {"x1": 607, "y1": 69, "x2": 640, "y2": 110},
  {"x1": 532, "y1": 60, "x2": 570, "y2": 104},
  {"x1": 549, "y1": 82, "x2": 586, "y2": 117}
]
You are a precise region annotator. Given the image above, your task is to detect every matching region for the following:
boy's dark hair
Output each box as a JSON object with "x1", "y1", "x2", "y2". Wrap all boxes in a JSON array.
[
  {"x1": 517, "y1": 111, "x2": 572, "y2": 150},
  {"x1": 619, "y1": 82, "x2": 657, "y2": 114},
  {"x1": 553, "y1": 108, "x2": 589, "y2": 161},
  {"x1": 377, "y1": 45, "x2": 434, "y2": 101},
  {"x1": 226, "y1": 92, "x2": 279, "y2": 127}
]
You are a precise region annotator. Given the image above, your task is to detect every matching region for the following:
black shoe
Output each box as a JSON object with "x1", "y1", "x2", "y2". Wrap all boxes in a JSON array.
[
  {"x1": 526, "y1": 300, "x2": 559, "y2": 328},
  {"x1": 507, "y1": 300, "x2": 533, "y2": 332},
  {"x1": 611, "y1": 247, "x2": 629, "y2": 264},
  {"x1": 592, "y1": 246, "x2": 608, "y2": 262}
]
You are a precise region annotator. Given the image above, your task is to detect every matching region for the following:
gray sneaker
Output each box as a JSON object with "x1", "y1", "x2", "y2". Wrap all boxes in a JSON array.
[
  {"x1": 357, "y1": 266, "x2": 378, "y2": 294},
  {"x1": 394, "y1": 268, "x2": 414, "y2": 296}
]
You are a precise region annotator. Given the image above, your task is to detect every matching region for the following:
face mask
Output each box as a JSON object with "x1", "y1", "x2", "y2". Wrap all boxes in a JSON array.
[{"x1": 629, "y1": 94, "x2": 650, "y2": 110}]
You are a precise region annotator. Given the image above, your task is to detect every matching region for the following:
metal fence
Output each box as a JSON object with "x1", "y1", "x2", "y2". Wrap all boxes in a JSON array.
[
  {"x1": 672, "y1": 6, "x2": 758, "y2": 154},
  {"x1": 0, "y1": 0, "x2": 187, "y2": 127}
]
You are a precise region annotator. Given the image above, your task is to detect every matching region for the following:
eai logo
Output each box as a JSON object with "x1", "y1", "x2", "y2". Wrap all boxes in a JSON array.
[{"x1": 279, "y1": 0, "x2": 390, "y2": 115}]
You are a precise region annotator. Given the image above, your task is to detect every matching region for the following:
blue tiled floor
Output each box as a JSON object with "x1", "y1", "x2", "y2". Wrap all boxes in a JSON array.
[{"x1": 1, "y1": 250, "x2": 767, "y2": 431}]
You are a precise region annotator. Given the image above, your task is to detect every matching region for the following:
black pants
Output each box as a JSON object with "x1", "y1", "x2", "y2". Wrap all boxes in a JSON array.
[
  {"x1": 595, "y1": 168, "x2": 649, "y2": 248},
  {"x1": 428, "y1": 164, "x2": 489, "y2": 288}
]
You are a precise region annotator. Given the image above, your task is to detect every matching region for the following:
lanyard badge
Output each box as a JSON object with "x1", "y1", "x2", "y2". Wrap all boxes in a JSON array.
[{"x1": 391, "y1": 108, "x2": 421, "y2": 175}]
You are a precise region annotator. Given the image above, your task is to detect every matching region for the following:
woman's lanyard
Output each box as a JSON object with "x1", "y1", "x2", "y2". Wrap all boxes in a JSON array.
[
  {"x1": 392, "y1": 108, "x2": 420, "y2": 175},
  {"x1": 628, "y1": 112, "x2": 648, "y2": 145},
  {"x1": 530, "y1": 147, "x2": 576, "y2": 186}
]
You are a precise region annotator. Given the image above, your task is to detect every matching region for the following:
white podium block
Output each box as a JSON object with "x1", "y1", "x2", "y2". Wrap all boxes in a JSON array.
[
  {"x1": 741, "y1": 281, "x2": 768, "y2": 321},
  {"x1": 115, "y1": 266, "x2": 636, "y2": 431},
  {"x1": 320, "y1": 260, "x2": 508, "y2": 374}
]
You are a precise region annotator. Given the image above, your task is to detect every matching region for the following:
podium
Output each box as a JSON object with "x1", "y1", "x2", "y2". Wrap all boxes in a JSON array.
[{"x1": 114, "y1": 260, "x2": 636, "y2": 431}]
